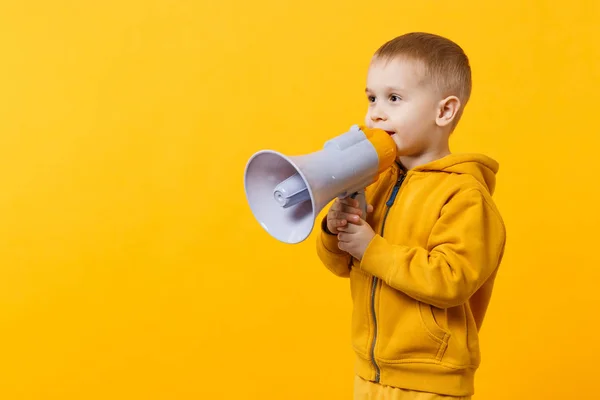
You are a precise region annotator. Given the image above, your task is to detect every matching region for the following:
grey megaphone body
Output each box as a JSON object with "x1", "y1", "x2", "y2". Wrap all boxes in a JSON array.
[{"x1": 244, "y1": 124, "x2": 398, "y2": 244}]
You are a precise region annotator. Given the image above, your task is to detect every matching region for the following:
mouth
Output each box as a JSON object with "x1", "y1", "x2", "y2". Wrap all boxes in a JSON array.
[{"x1": 385, "y1": 130, "x2": 396, "y2": 136}]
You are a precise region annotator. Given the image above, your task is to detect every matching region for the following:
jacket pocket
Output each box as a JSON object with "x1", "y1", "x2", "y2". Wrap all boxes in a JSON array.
[
  {"x1": 418, "y1": 302, "x2": 452, "y2": 351},
  {"x1": 375, "y1": 285, "x2": 451, "y2": 363}
]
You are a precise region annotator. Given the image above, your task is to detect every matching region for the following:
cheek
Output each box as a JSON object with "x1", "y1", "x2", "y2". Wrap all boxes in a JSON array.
[
  {"x1": 391, "y1": 125, "x2": 419, "y2": 150},
  {"x1": 393, "y1": 113, "x2": 425, "y2": 135}
]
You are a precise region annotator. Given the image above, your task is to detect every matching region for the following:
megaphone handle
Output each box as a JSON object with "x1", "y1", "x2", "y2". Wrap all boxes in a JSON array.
[{"x1": 350, "y1": 189, "x2": 368, "y2": 220}]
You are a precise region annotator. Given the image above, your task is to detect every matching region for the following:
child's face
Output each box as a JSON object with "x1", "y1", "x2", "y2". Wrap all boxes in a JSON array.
[{"x1": 364, "y1": 56, "x2": 443, "y2": 159}]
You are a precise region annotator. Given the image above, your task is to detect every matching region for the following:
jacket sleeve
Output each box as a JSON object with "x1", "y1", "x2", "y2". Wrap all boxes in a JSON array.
[
  {"x1": 358, "y1": 188, "x2": 506, "y2": 309},
  {"x1": 316, "y1": 216, "x2": 352, "y2": 278}
]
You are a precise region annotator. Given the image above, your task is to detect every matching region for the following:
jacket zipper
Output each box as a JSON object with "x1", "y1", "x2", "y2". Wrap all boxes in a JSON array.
[{"x1": 370, "y1": 170, "x2": 406, "y2": 383}]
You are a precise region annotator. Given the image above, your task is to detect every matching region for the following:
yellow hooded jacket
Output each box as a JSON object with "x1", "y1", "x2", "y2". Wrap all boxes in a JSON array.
[{"x1": 316, "y1": 153, "x2": 506, "y2": 397}]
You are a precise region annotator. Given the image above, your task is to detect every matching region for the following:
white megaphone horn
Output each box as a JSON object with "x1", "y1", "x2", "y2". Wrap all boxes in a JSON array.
[{"x1": 244, "y1": 124, "x2": 397, "y2": 244}]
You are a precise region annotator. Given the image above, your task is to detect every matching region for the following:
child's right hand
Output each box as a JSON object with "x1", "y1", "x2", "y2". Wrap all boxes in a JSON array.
[{"x1": 326, "y1": 198, "x2": 373, "y2": 233}]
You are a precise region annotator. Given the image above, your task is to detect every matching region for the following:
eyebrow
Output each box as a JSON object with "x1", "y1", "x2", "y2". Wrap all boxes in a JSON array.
[{"x1": 365, "y1": 86, "x2": 405, "y2": 93}]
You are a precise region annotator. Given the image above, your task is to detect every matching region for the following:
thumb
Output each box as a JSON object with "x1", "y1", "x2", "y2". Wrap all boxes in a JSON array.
[{"x1": 355, "y1": 215, "x2": 366, "y2": 225}]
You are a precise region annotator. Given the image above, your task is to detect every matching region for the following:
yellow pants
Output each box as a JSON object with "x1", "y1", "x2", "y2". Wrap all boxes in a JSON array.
[{"x1": 354, "y1": 375, "x2": 472, "y2": 400}]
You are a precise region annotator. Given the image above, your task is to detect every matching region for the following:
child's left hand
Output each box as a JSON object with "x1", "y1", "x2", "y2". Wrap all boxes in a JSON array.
[{"x1": 337, "y1": 217, "x2": 376, "y2": 261}]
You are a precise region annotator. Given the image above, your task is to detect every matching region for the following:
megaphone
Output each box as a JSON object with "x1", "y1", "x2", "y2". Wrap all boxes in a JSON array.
[{"x1": 244, "y1": 124, "x2": 397, "y2": 244}]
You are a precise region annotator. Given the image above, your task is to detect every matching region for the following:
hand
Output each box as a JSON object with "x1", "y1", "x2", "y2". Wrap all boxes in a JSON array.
[
  {"x1": 337, "y1": 213, "x2": 376, "y2": 261},
  {"x1": 326, "y1": 197, "x2": 374, "y2": 234}
]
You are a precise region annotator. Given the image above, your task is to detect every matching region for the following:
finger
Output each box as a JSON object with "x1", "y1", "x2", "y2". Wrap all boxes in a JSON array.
[
  {"x1": 339, "y1": 197, "x2": 359, "y2": 209},
  {"x1": 329, "y1": 210, "x2": 361, "y2": 223},
  {"x1": 341, "y1": 223, "x2": 359, "y2": 233},
  {"x1": 330, "y1": 198, "x2": 343, "y2": 211},
  {"x1": 345, "y1": 219, "x2": 367, "y2": 233},
  {"x1": 334, "y1": 198, "x2": 363, "y2": 216},
  {"x1": 329, "y1": 218, "x2": 348, "y2": 229},
  {"x1": 367, "y1": 204, "x2": 373, "y2": 213},
  {"x1": 337, "y1": 232, "x2": 351, "y2": 242},
  {"x1": 340, "y1": 204, "x2": 363, "y2": 217}
]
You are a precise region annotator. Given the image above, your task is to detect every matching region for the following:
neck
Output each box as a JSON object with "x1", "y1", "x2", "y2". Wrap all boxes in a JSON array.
[{"x1": 398, "y1": 144, "x2": 451, "y2": 171}]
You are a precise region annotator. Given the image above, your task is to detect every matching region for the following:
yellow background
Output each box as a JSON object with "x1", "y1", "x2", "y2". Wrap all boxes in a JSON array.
[{"x1": 1, "y1": 1, "x2": 598, "y2": 399}]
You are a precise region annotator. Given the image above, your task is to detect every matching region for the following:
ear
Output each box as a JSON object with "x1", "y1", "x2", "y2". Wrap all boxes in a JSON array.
[{"x1": 435, "y1": 96, "x2": 461, "y2": 127}]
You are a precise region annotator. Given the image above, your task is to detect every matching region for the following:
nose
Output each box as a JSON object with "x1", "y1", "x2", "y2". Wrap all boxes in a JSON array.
[{"x1": 369, "y1": 105, "x2": 387, "y2": 122}]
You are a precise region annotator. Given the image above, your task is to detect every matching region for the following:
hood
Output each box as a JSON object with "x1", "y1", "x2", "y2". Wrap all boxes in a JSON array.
[{"x1": 412, "y1": 153, "x2": 499, "y2": 194}]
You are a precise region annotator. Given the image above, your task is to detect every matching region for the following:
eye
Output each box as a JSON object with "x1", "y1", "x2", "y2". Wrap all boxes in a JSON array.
[
  {"x1": 367, "y1": 95, "x2": 376, "y2": 103},
  {"x1": 389, "y1": 95, "x2": 401, "y2": 102}
]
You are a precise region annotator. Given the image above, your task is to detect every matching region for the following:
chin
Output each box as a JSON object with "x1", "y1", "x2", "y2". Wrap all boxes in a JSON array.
[{"x1": 391, "y1": 136, "x2": 403, "y2": 150}]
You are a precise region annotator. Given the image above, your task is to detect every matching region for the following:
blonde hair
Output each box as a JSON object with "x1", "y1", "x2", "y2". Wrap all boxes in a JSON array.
[{"x1": 374, "y1": 32, "x2": 472, "y2": 122}]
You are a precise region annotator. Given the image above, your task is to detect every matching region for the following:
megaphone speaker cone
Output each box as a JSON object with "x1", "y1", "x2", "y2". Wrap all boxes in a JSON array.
[{"x1": 244, "y1": 150, "x2": 317, "y2": 244}]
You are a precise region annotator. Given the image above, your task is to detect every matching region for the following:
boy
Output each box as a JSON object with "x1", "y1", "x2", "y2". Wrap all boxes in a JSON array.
[{"x1": 316, "y1": 32, "x2": 506, "y2": 399}]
